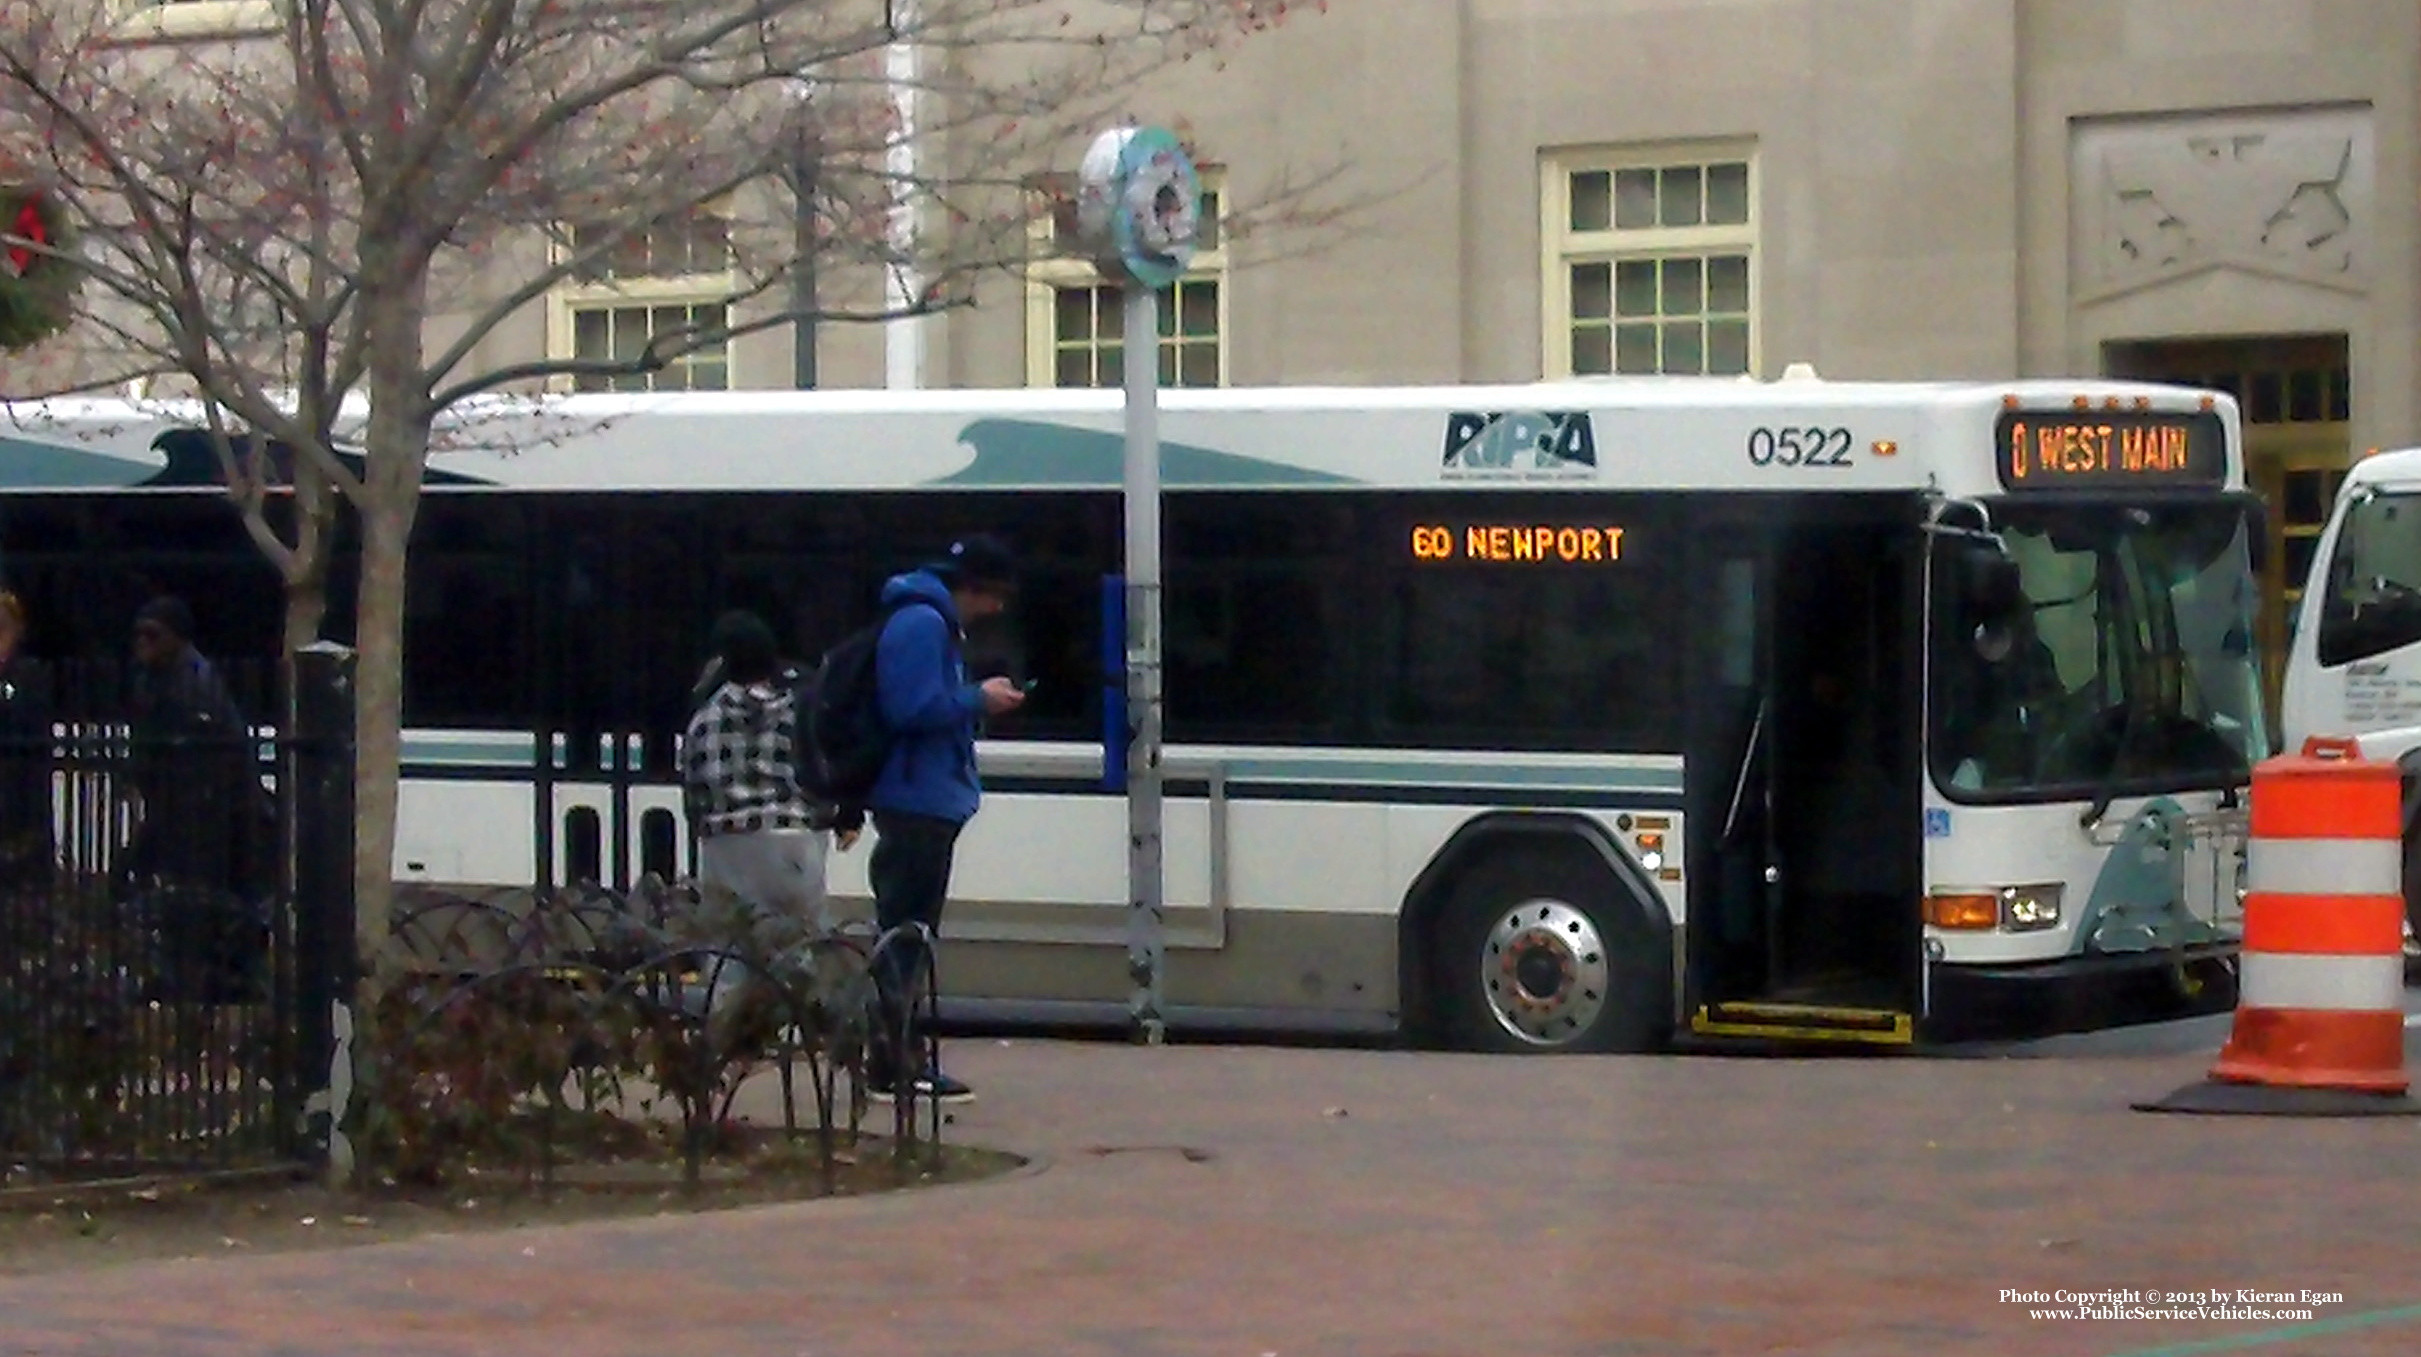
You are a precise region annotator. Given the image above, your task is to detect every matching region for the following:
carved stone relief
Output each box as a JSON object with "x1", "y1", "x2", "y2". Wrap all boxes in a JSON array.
[{"x1": 2072, "y1": 109, "x2": 2373, "y2": 300}]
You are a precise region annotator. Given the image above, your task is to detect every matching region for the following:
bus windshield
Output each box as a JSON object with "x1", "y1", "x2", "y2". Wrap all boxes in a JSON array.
[{"x1": 1931, "y1": 499, "x2": 2266, "y2": 801}]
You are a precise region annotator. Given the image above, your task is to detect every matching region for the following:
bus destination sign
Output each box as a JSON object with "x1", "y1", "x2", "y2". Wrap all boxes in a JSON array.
[
  {"x1": 1995, "y1": 410, "x2": 2226, "y2": 491},
  {"x1": 1410, "y1": 522, "x2": 1626, "y2": 565}
]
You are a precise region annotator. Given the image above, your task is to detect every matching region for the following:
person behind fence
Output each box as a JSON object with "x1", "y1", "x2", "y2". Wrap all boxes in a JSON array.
[
  {"x1": 681, "y1": 610, "x2": 853, "y2": 1024},
  {"x1": 864, "y1": 535, "x2": 1025, "y2": 1103},
  {"x1": 0, "y1": 589, "x2": 53, "y2": 888},
  {"x1": 125, "y1": 596, "x2": 276, "y2": 1001},
  {"x1": 125, "y1": 596, "x2": 271, "y2": 903}
]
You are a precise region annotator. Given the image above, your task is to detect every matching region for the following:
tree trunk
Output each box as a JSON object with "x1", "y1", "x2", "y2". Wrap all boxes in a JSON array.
[
  {"x1": 281, "y1": 459, "x2": 334, "y2": 657},
  {"x1": 351, "y1": 498, "x2": 410, "y2": 980},
  {"x1": 283, "y1": 565, "x2": 329, "y2": 658},
  {"x1": 351, "y1": 276, "x2": 433, "y2": 988}
]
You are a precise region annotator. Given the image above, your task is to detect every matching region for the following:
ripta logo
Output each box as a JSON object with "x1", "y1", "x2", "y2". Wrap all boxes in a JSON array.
[{"x1": 1443, "y1": 411, "x2": 1598, "y2": 478}]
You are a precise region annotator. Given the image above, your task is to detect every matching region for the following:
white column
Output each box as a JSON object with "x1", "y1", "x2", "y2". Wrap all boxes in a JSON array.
[{"x1": 884, "y1": 3, "x2": 923, "y2": 390}]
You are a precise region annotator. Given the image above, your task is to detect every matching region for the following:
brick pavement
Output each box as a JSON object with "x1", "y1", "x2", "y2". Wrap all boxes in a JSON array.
[{"x1": 4, "y1": 1038, "x2": 2420, "y2": 1357}]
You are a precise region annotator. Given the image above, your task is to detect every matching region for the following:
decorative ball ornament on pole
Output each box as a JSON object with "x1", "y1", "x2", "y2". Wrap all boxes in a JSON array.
[
  {"x1": 1074, "y1": 126, "x2": 1202, "y2": 1046},
  {"x1": 1076, "y1": 126, "x2": 1203, "y2": 290},
  {"x1": 0, "y1": 186, "x2": 78, "y2": 353}
]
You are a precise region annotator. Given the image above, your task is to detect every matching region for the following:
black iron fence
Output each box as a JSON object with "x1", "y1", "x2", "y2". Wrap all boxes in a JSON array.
[{"x1": 0, "y1": 646, "x2": 354, "y2": 1181}]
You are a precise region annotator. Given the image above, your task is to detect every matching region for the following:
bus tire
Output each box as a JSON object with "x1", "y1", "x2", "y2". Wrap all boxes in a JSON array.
[{"x1": 1431, "y1": 846, "x2": 1669, "y2": 1054}]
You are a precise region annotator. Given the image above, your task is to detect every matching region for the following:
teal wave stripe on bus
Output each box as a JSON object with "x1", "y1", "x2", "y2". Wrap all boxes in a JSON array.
[
  {"x1": 941, "y1": 417, "x2": 1360, "y2": 489},
  {"x1": 0, "y1": 435, "x2": 157, "y2": 489}
]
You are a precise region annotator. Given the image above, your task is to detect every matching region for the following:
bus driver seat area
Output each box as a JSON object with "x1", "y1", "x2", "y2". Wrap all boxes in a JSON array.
[{"x1": 1944, "y1": 605, "x2": 2066, "y2": 793}]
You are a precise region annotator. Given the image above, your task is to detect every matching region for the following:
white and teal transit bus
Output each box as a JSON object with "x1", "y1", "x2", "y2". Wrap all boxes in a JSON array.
[{"x1": 0, "y1": 374, "x2": 2264, "y2": 1049}]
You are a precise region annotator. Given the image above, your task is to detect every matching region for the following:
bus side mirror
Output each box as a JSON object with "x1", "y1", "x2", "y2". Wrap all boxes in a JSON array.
[
  {"x1": 1958, "y1": 546, "x2": 2025, "y2": 620},
  {"x1": 1957, "y1": 546, "x2": 2027, "y2": 660}
]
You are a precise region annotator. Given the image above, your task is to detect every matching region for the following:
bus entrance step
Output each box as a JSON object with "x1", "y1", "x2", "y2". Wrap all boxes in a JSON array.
[{"x1": 1691, "y1": 1002, "x2": 1914, "y2": 1045}]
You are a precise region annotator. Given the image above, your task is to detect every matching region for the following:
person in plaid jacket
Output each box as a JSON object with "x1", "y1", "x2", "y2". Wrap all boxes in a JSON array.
[{"x1": 681, "y1": 611, "x2": 849, "y2": 937}]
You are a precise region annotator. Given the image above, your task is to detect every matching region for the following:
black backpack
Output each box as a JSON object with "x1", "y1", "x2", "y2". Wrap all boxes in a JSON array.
[{"x1": 805, "y1": 599, "x2": 934, "y2": 813}]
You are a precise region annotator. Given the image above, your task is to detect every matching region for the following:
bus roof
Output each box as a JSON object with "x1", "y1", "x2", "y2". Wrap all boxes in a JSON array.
[{"x1": 2, "y1": 376, "x2": 2239, "y2": 496}]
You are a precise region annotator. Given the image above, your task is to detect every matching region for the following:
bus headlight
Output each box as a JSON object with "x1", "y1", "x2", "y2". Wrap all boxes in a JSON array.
[{"x1": 1999, "y1": 884, "x2": 2063, "y2": 932}]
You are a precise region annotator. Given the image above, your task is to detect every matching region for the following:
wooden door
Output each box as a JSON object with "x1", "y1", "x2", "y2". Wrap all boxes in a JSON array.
[{"x1": 2248, "y1": 427, "x2": 2350, "y2": 708}]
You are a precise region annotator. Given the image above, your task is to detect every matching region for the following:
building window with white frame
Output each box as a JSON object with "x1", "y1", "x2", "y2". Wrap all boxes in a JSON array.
[
  {"x1": 113, "y1": 0, "x2": 280, "y2": 39},
  {"x1": 1543, "y1": 149, "x2": 1754, "y2": 378},
  {"x1": 1026, "y1": 179, "x2": 1226, "y2": 388},
  {"x1": 550, "y1": 211, "x2": 737, "y2": 393}
]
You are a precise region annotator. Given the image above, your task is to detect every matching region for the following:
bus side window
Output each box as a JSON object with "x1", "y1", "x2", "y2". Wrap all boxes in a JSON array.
[
  {"x1": 1164, "y1": 494, "x2": 1354, "y2": 743},
  {"x1": 1716, "y1": 558, "x2": 1756, "y2": 689},
  {"x1": 1376, "y1": 495, "x2": 1676, "y2": 753}
]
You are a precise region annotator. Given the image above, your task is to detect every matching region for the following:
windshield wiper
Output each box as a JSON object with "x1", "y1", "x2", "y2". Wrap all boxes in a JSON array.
[{"x1": 2079, "y1": 696, "x2": 2145, "y2": 832}]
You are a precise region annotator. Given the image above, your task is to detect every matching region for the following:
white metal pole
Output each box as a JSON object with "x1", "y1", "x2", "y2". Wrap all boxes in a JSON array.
[
  {"x1": 884, "y1": 3, "x2": 922, "y2": 389},
  {"x1": 1123, "y1": 282, "x2": 1166, "y2": 1044}
]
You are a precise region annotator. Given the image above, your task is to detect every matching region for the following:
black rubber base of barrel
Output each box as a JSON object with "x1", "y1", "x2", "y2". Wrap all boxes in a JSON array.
[{"x1": 2135, "y1": 1081, "x2": 2421, "y2": 1117}]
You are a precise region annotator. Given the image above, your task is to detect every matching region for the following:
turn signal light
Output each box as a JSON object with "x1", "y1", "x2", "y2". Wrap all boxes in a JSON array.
[{"x1": 1924, "y1": 893, "x2": 1999, "y2": 930}]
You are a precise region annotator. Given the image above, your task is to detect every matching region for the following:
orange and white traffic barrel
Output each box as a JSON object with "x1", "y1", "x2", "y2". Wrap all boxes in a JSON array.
[{"x1": 2209, "y1": 736, "x2": 2408, "y2": 1095}]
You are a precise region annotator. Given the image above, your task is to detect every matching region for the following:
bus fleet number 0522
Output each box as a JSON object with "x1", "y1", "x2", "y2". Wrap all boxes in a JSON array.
[{"x1": 1746, "y1": 426, "x2": 1854, "y2": 468}]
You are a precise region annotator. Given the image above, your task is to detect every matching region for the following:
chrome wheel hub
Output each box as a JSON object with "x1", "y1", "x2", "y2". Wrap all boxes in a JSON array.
[{"x1": 1480, "y1": 898, "x2": 1611, "y2": 1047}]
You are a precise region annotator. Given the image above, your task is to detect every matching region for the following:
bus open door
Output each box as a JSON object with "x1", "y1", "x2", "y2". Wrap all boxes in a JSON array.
[{"x1": 1684, "y1": 494, "x2": 1927, "y2": 1044}]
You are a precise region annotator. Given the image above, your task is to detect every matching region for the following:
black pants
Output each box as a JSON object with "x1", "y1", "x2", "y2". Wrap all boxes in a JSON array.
[{"x1": 868, "y1": 810, "x2": 963, "y2": 1070}]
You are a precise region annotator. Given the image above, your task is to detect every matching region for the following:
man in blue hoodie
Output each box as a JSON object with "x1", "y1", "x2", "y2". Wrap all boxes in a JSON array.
[{"x1": 867, "y1": 535, "x2": 1025, "y2": 1101}]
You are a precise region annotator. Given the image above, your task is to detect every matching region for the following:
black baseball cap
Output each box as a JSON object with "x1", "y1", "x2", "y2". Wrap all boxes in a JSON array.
[
  {"x1": 135, "y1": 595, "x2": 195, "y2": 641},
  {"x1": 708, "y1": 609, "x2": 779, "y2": 682},
  {"x1": 933, "y1": 534, "x2": 1018, "y2": 591}
]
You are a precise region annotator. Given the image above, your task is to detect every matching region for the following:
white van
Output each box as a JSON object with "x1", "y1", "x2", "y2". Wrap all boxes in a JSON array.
[{"x1": 2280, "y1": 445, "x2": 2421, "y2": 950}]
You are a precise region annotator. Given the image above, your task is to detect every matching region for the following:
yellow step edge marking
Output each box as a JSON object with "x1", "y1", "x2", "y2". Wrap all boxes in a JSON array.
[
  {"x1": 1691, "y1": 1005, "x2": 1915, "y2": 1044},
  {"x1": 1710, "y1": 1002, "x2": 1908, "y2": 1026}
]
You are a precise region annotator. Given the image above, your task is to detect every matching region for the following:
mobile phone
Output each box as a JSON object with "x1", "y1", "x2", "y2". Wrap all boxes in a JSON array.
[{"x1": 1018, "y1": 677, "x2": 1042, "y2": 694}]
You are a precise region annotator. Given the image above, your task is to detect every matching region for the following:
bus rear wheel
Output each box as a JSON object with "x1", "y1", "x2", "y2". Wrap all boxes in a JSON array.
[{"x1": 1432, "y1": 849, "x2": 1668, "y2": 1054}]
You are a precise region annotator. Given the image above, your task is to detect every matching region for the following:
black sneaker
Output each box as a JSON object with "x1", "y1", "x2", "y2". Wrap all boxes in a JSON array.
[
  {"x1": 866, "y1": 1067, "x2": 974, "y2": 1103},
  {"x1": 913, "y1": 1069, "x2": 974, "y2": 1103}
]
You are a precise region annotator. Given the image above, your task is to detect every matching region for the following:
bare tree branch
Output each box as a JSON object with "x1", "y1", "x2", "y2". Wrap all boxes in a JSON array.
[{"x1": 0, "y1": 0, "x2": 1359, "y2": 1060}]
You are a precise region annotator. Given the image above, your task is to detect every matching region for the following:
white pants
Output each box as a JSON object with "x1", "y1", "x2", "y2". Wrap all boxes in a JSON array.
[
  {"x1": 697, "y1": 827, "x2": 834, "y2": 936},
  {"x1": 695, "y1": 828, "x2": 834, "y2": 1044}
]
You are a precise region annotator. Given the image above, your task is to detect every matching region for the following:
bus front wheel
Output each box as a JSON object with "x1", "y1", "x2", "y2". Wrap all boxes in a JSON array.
[{"x1": 1432, "y1": 848, "x2": 1668, "y2": 1054}]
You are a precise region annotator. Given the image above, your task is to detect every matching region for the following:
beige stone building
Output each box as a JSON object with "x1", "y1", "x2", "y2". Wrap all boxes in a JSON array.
[{"x1": 94, "y1": 0, "x2": 2421, "y2": 685}]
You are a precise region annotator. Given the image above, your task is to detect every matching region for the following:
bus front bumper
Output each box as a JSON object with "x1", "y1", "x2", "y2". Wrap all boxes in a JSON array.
[{"x1": 1922, "y1": 942, "x2": 2239, "y2": 1044}]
